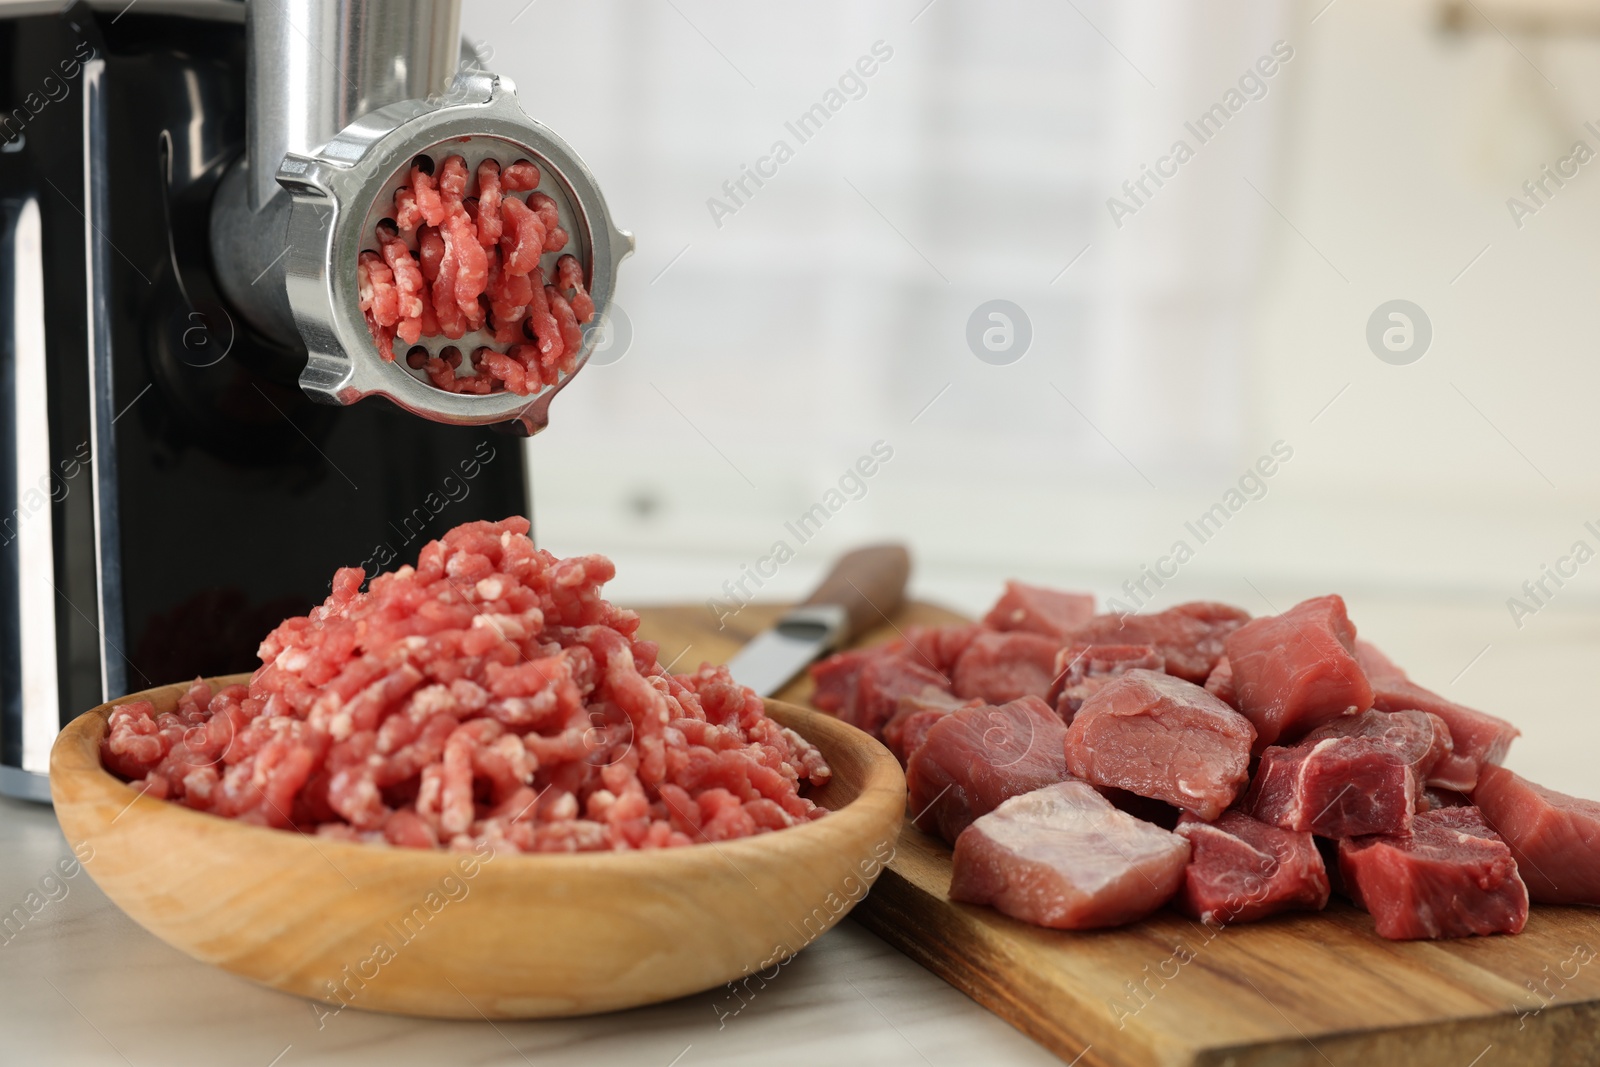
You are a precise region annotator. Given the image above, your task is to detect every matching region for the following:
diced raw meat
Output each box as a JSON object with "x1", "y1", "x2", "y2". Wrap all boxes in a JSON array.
[
  {"x1": 881, "y1": 690, "x2": 981, "y2": 767},
  {"x1": 1175, "y1": 810, "x2": 1329, "y2": 925},
  {"x1": 1246, "y1": 709, "x2": 1452, "y2": 838},
  {"x1": 1053, "y1": 643, "x2": 1163, "y2": 720},
  {"x1": 952, "y1": 631, "x2": 1064, "y2": 705},
  {"x1": 1070, "y1": 602, "x2": 1249, "y2": 682},
  {"x1": 808, "y1": 648, "x2": 873, "y2": 718},
  {"x1": 1204, "y1": 656, "x2": 1236, "y2": 706},
  {"x1": 850, "y1": 655, "x2": 951, "y2": 740},
  {"x1": 1063, "y1": 670, "x2": 1255, "y2": 821},
  {"x1": 1394, "y1": 711, "x2": 1454, "y2": 781},
  {"x1": 1169, "y1": 602, "x2": 1253, "y2": 625},
  {"x1": 982, "y1": 581, "x2": 1095, "y2": 640},
  {"x1": 1249, "y1": 737, "x2": 1407, "y2": 838},
  {"x1": 949, "y1": 781, "x2": 1190, "y2": 929},
  {"x1": 1225, "y1": 594, "x2": 1373, "y2": 748},
  {"x1": 885, "y1": 709, "x2": 946, "y2": 768},
  {"x1": 1475, "y1": 765, "x2": 1600, "y2": 905},
  {"x1": 1354, "y1": 640, "x2": 1518, "y2": 792},
  {"x1": 1339, "y1": 806, "x2": 1528, "y2": 939},
  {"x1": 907, "y1": 697, "x2": 1069, "y2": 845},
  {"x1": 809, "y1": 633, "x2": 974, "y2": 740},
  {"x1": 897, "y1": 624, "x2": 986, "y2": 676}
]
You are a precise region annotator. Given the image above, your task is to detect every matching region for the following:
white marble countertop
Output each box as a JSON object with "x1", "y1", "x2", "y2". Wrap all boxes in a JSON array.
[{"x1": 0, "y1": 790, "x2": 1060, "y2": 1067}]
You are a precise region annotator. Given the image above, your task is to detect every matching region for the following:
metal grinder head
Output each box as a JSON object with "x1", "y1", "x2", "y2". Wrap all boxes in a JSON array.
[
  {"x1": 280, "y1": 74, "x2": 633, "y2": 433},
  {"x1": 211, "y1": 2, "x2": 631, "y2": 435}
]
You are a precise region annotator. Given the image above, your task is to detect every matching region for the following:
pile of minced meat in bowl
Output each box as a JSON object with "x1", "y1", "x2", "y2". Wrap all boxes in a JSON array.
[{"x1": 102, "y1": 517, "x2": 832, "y2": 854}]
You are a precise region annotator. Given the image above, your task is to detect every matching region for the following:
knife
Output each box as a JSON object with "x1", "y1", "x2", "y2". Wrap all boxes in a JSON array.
[{"x1": 726, "y1": 544, "x2": 912, "y2": 697}]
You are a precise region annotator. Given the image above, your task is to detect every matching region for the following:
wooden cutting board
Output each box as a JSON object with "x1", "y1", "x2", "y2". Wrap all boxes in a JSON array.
[{"x1": 635, "y1": 601, "x2": 1600, "y2": 1067}]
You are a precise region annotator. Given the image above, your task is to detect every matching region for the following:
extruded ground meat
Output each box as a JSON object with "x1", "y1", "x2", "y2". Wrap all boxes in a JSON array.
[
  {"x1": 101, "y1": 518, "x2": 830, "y2": 853},
  {"x1": 359, "y1": 154, "x2": 596, "y2": 397}
]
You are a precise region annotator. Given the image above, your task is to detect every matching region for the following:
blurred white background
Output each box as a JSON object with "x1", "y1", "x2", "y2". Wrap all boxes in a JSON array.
[{"x1": 467, "y1": 0, "x2": 1600, "y2": 788}]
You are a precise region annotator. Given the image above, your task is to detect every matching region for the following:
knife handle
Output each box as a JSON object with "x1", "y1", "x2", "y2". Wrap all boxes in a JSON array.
[{"x1": 799, "y1": 543, "x2": 911, "y2": 643}]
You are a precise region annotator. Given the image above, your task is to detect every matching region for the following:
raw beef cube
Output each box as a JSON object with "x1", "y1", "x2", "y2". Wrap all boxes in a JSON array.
[
  {"x1": 850, "y1": 654, "x2": 952, "y2": 739},
  {"x1": 1063, "y1": 670, "x2": 1255, "y2": 821},
  {"x1": 952, "y1": 631, "x2": 1064, "y2": 705},
  {"x1": 1245, "y1": 710, "x2": 1448, "y2": 837},
  {"x1": 809, "y1": 648, "x2": 872, "y2": 717},
  {"x1": 882, "y1": 690, "x2": 981, "y2": 767},
  {"x1": 1070, "y1": 602, "x2": 1249, "y2": 682},
  {"x1": 982, "y1": 581, "x2": 1096, "y2": 640},
  {"x1": 1225, "y1": 594, "x2": 1373, "y2": 748},
  {"x1": 949, "y1": 781, "x2": 1190, "y2": 930},
  {"x1": 1338, "y1": 806, "x2": 1529, "y2": 940},
  {"x1": 898, "y1": 624, "x2": 986, "y2": 675},
  {"x1": 887, "y1": 709, "x2": 947, "y2": 768},
  {"x1": 1304, "y1": 706, "x2": 1451, "y2": 778},
  {"x1": 907, "y1": 697, "x2": 1069, "y2": 845},
  {"x1": 1249, "y1": 740, "x2": 1415, "y2": 838},
  {"x1": 1175, "y1": 810, "x2": 1330, "y2": 925},
  {"x1": 1204, "y1": 656, "x2": 1236, "y2": 706},
  {"x1": 1354, "y1": 640, "x2": 1518, "y2": 792},
  {"x1": 1475, "y1": 765, "x2": 1600, "y2": 905},
  {"x1": 1169, "y1": 601, "x2": 1254, "y2": 625},
  {"x1": 810, "y1": 625, "x2": 978, "y2": 736},
  {"x1": 1053, "y1": 643, "x2": 1163, "y2": 720},
  {"x1": 1407, "y1": 699, "x2": 1515, "y2": 793}
]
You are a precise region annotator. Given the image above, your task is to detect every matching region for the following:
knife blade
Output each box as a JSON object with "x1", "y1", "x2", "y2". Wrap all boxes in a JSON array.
[{"x1": 726, "y1": 544, "x2": 911, "y2": 697}]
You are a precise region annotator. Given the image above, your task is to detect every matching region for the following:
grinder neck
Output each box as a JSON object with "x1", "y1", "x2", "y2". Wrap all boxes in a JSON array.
[{"x1": 246, "y1": 0, "x2": 463, "y2": 212}]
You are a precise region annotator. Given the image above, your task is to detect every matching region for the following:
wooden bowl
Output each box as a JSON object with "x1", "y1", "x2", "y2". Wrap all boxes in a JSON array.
[{"x1": 49, "y1": 675, "x2": 905, "y2": 1019}]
